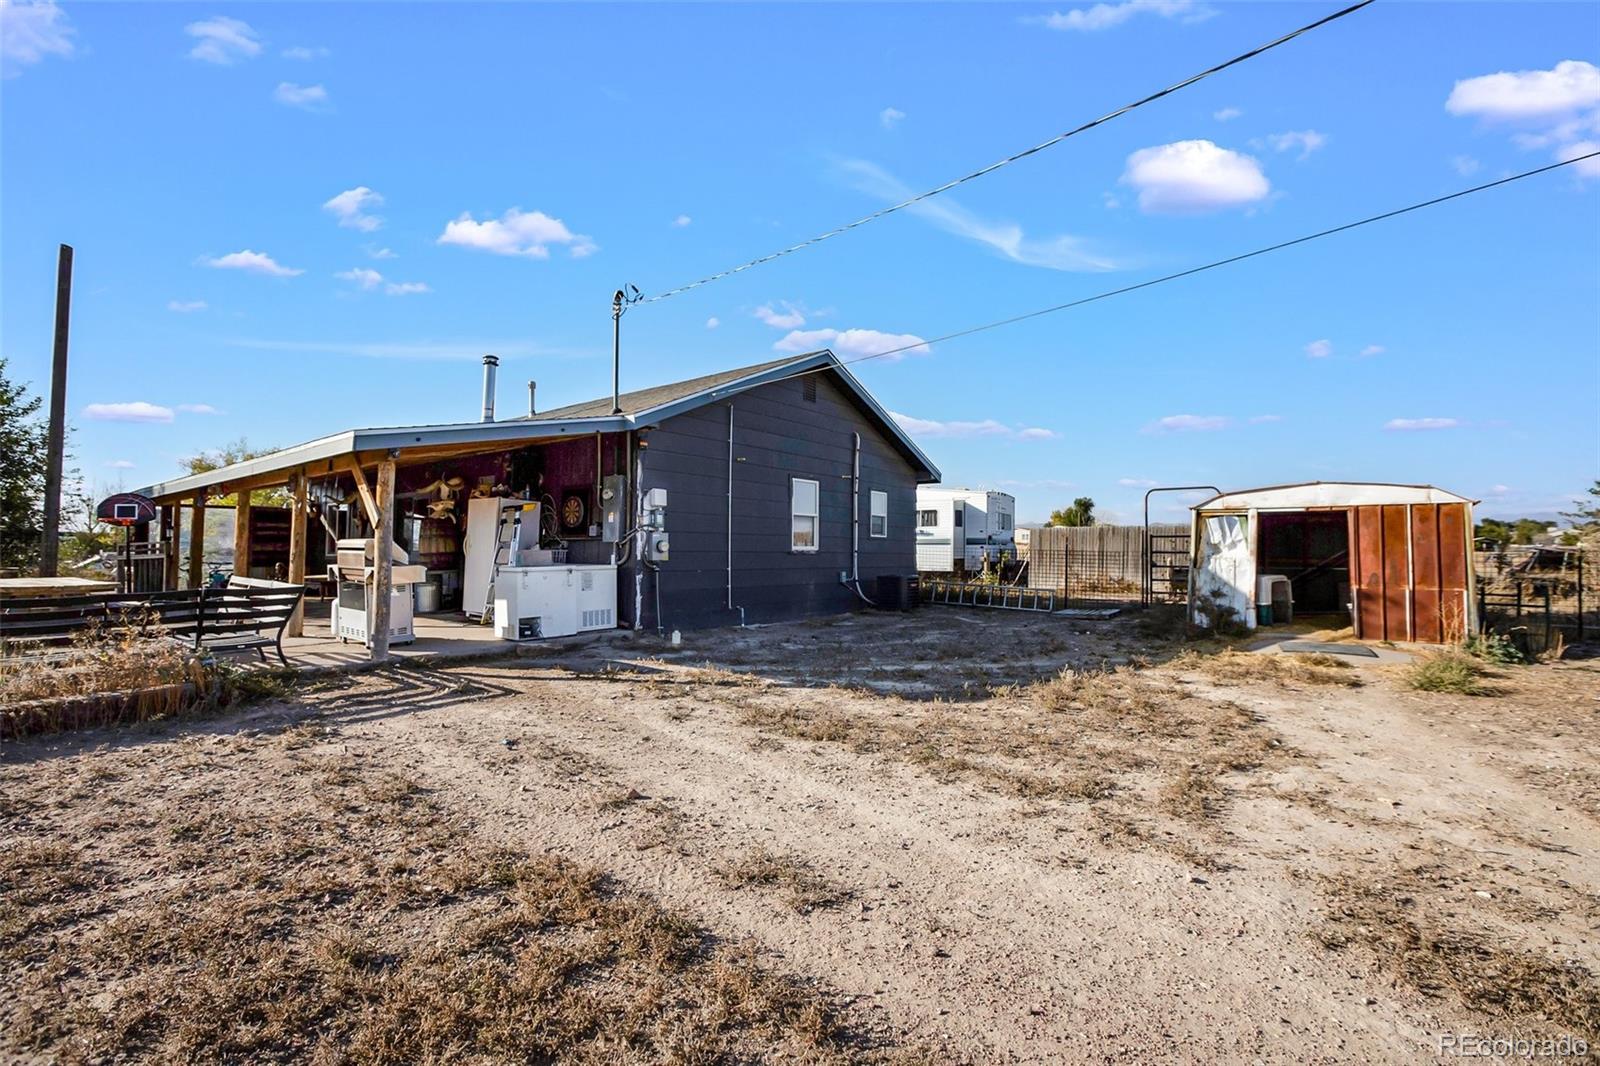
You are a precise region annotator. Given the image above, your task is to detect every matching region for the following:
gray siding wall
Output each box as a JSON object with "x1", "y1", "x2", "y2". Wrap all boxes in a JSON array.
[{"x1": 623, "y1": 371, "x2": 920, "y2": 630}]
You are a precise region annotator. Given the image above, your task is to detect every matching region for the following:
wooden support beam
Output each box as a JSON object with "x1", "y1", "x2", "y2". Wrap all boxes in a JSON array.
[
  {"x1": 162, "y1": 505, "x2": 180, "y2": 590},
  {"x1": 371, "y1": 459, "x2": 395, "y2": 661},
  {"x1": 286, "y1": 473, "x2": 308, "y2": 637},
  {"x1": 233, "y1": 492, "x2": 252, "y2": 581},
  {"x1": 187, "y1": 496, "x2": 206, "y2": 589},
  {"x1": 340, "y1": 456, "x2": 381, "y2": 527}
]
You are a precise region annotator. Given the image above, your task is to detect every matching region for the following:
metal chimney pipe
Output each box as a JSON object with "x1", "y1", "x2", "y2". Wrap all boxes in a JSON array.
[
  {"x1": 527, "y1": 380, "x2": 537, "y2": 417},
  {"x1": 481, "y1": 354, "x2": 499, "y2": 422}
]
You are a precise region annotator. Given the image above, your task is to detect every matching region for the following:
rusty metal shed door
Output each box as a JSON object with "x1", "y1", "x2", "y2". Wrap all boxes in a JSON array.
[{"x1": 1349, "y1": 503, "x2": 1470, "y2": 642}]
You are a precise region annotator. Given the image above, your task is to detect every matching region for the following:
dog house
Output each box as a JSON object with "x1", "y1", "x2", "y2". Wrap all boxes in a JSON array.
[{"x1": 1188, "y1": 482, "x2": 1478, "y2": 641}]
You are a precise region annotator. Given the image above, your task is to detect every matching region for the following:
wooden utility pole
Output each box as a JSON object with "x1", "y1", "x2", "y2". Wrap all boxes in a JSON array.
[
  {"x1": 40, "y1": 244, "x2": 73, "y2": 576},
  {"x1": 286, "y1": 473, "x2": 307, "y2": 637},
  {"x1": 370, "y1": 459, "x2": 396, "y2": 661},
  {"x1": 187, "y1": 496, "x2": 206, "y2": 589}
]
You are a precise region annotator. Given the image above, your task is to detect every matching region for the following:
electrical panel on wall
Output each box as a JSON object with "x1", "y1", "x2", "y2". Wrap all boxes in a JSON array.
[{"x1": 601, "y1": 475, "x2": 628, "y2": 542}]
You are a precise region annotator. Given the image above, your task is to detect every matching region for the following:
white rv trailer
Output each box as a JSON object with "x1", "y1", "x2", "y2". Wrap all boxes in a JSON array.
[{"x1": 915, "y1": 488, "x2": 1015, "y2": 573}]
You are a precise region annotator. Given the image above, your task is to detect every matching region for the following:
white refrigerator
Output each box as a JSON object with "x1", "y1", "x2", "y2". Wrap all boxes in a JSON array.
[{"x1": 462, "y1": 497, "x2": 535, "y2": 619}]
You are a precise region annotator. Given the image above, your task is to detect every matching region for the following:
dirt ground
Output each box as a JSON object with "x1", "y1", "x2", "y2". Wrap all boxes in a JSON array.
[{"x1": 4, "y1": 607, "x2": 1599, "y2": 1063}]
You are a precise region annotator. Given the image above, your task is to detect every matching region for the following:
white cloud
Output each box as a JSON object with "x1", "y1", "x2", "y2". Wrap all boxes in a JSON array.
[
  {"x1": 705, "y1": 316, "x2": 720, "y2": 330},
  {"x1": 1121, "y1": 140, "x2": 1269, "y2": 214},
  {"x1": 1101, "y1": 192, "x2": 1120, "y2": 209},
  {"x1": 880, "y1": 106, "x2": 905, "y2": 129},
  {"x1": 1358, "y1": 344, "x2": 1386, "y2": 357},
  {"x1": 282, "y1": 45, "x2": 329, "y2": 60},
  {"x1": 1447, "y1": 61, "x2": 1600, "y2": 178},
  {"x1": 437, "y1": 207, "x2": 596, "y2": 258},
  {"x1": 1447, "y1": 60, "x2": 1600, "y2": 122},
  {"x1": 890, "y1": 411, "x2": 1056, "y2": 441},
  {"x1": 1558, "y1": 139, "x2": 1600, "y2": 178},
  {"x1": 1260, "y1": 129, "x2": 1326, "y2": 160},
  {"x1": 83, "y1": 401, "x2": 174, "y2": 424},
  {"x1": 1489, "y1": 484, "x2": 1511, "y2": 495},
  {"x1": 1028, "y1": 0, "x2": 1214, "y2": 32},
  {"x1": 671, "y1": 214, "x2": 692, "y2": 227},
  {"x1": 105, "y1": 459, "x2": 136, "y2": 470},
  {"x1": 754, "y1": 301, "x2": 807, "y2": 329},
  {"x1": 176, "y1": 403, "x2": 221, "y2": 414},
  {"x1": 1143, "y1": 414, "x2": 1230, "y2": 434},
  {"x1": 167, "y1": 299, "x2": 207, "y2": 313},
  {"x1": 336, "y1": 267, "x2": 384, "y2": 291},
  {"x1": 1248, "y1": 414, "x2": 1283, "y2": 424},
  {"x1": 1213, "y1": 106, "x2": 1242, "y2": 122},
  {"x1": 1304, "y1": 339, "x2": 1333, "y2": 359},
  {"x1": 1384, "y1": 417, "x2": 1462, "y2": 432},
  {"x1": 366, "y1": 246, "x2": 397, "y2": 260},
  {"x1": 1451, "y1": 155, "x2": 1480, "y2": 177},
  {"x1": 337, "y1": 268, "x2": 428, "y2": 295},
  {"x1": 2, "y1": 0, "x2": 75, "y2": 74},
  {"x1": 775, "y1": 327, "x2": 930, "y2": 362},
  {"x1": 185, "y1": 15, "x2": 260, "y2": 64},
  {"x1": 201, "y1": 250, "x2": 302, "y2": 277},
  {"x1": 274, "y1": 82, "x2": 328, "y2": 109},
  {"x1": 1118, "y1": 477, "x2": 1158, "y2": 487},
  {"x1": 838, "y1": 158, "x2": 1117, "y2": 271},
  {"x1": 323, "y1": 187, "x2": 384, "y2": 232}
]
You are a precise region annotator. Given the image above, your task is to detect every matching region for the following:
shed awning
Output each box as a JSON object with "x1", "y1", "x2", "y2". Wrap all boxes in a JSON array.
[{"x1": 1194, "y1": 481, "x2": 1477, "y2": 513}]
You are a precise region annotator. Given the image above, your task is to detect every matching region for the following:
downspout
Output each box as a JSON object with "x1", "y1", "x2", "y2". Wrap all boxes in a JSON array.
[
  {"x1": 727, "y1": 403, "x2": 744, "y2": 626},
  {"x1": 847, "y1": 432, "x2": 875, "y2": 606},
  {"x1": 632, "y1": 434, "x2": 644, "y2": 632}
]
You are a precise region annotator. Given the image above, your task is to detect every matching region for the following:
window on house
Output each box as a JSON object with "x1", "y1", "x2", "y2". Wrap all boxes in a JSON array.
[
  {"x1": 954, "y1": 508, "x2": 963, "y2": 528},
  {"x1": 918, "y1": 509, "x2": 938, "y2": 527},
  {"x1": 869, "y1": 490, "x2": 888, "y2": 538},
  {"x1": 791, "y1": 478, "x2": 819, "y2": 551}
]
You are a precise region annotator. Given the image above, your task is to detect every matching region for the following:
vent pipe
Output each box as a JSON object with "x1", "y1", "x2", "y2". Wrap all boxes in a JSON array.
[
  {"x1": 527, "y1": 380, "x2": 537, "y2": 417},
  {"x1": 480, "y1": 354, "x2": 499, "y2": 422}
]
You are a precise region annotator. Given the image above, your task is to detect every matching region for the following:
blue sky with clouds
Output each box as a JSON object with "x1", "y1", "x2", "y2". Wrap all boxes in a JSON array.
[{"x1": 2, "y1": 0, "x2": 1596, "y2": 524}]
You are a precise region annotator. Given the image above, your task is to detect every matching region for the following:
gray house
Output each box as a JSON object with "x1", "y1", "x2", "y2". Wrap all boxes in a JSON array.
[
  {"x1": 132, "y1": 348, "x2": 940, "y2": 647},
  {"x1": 530, "y1": 351, "x2": 942, "y2": 630}
]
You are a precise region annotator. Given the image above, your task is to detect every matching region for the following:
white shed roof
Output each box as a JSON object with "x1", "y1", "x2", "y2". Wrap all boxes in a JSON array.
[{"x1": 1195, "y1": 481, "x2": 1476, "y2": 512}]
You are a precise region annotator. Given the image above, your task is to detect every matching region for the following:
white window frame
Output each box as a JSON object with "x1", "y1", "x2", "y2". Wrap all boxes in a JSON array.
[
  {"x1": 791, "y1": 477, "x2": 820, "y2": 553},
  {"x1": 869, "y1": 490, "x2": 888, "y2": 538}
]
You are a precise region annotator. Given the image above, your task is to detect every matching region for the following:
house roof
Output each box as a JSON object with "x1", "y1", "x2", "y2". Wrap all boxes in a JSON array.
[
  {"x1": 1194, "y1": 481, "x2": 1477, "y2": 512},
  {"x1": 134, "y1": 349, "x2": 938, "y2": 502}
]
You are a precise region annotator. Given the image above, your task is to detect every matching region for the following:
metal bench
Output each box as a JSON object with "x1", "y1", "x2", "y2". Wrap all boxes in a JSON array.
[{"x1": 1, "y1": 579, "x2": 303, "y2": 666}]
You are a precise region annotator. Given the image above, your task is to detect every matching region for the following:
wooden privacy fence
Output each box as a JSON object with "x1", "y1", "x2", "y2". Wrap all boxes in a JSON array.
[{"x1": 1019, "y1": 524, "x2": 1188, "y2": 604}]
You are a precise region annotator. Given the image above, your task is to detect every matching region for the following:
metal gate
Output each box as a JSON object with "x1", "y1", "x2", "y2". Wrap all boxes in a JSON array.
[{"x1": 1141, "y1": 485, "x2": 1215, "y2": 606}]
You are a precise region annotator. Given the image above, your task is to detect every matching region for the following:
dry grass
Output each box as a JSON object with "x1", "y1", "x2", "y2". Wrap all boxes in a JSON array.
[
  {"x1": 716, "y1": 847, "x2": 851, "y2": 914},
  {"x1": 1315, "y1": 871, "x2": 1600, "y2": 1043},
  {"x1": 1, "y1": 739, "x2": 874, "y2": 1064},
  {"x1": 1171, "y1": 648, "x2": 1361, "y2": 687},
  {"x1": 1404, "y1": 649, "x2": 1492, "y2": 695}
]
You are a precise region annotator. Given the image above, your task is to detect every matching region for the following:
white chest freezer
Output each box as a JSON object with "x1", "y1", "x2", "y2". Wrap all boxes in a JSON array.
[{"x1": 492, "y1": 564, "x2": 617, "y2": 641}]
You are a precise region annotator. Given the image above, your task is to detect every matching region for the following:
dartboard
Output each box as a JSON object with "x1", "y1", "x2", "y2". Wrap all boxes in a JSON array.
[{"x1": 561, "y1": 494, "x2": 586, "y2": 530}]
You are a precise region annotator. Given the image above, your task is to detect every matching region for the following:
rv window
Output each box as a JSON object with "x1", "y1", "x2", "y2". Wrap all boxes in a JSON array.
[
  {"x1": 953, "y1": 509, "x2": 963, "y2": 528},
  {"x1": 999, "y1": 513, "x2": 1012, "y2": 531},
  {"x1": 791, "y1": 478, "x2": 819, "y2": 552},
  {"x1": 918, "y1": 509, "x2": 938, "y2": 527},
  {"x1": 869, "y1": 490, "x2": 888, "y2": 538}
]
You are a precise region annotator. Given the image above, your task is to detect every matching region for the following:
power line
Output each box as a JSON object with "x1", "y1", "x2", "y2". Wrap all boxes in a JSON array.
[
  {"x1": 723, "y1": 152, "x2": 1598, "y2": 389},
  {"x1": 642, "y1": 0, "x2": 1377, "y2": 305}
]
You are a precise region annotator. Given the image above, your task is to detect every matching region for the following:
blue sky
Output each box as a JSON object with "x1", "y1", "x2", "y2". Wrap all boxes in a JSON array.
[{"x1": 2, "y1": 0, "x2": 1596, "y2": 525}]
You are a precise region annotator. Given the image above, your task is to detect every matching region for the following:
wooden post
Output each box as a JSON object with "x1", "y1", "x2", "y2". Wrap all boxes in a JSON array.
[
  {"x1": 371, "y1": 459, "x2": 395, "y2": 661},
  {"x1": 40, "y1": 245, "x2": 73, "y2": 577},
  {"x1": 286, "y1": 473, "x2": 307, "y2": 637},
  {"x1": 162, "y1": 505, "x2": 180, "y2": 589},
  {"x1": 187, "y1": 496, "x2": 206, "y2": 589},
  {"x1": 233, "y1": 492, "x2": 253, "y2": 580}
]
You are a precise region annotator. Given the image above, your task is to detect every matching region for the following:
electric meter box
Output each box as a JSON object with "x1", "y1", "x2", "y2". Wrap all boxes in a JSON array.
[{"x1": 601, "y1": 475, "x2": 628, "y2": 542}]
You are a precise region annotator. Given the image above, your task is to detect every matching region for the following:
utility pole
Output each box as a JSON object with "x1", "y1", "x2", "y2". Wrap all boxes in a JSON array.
[
  {"x1": 40, "y1": 244, "x2": 72, "y2": 577},
  {"x1": 610, "y1": 289, "x2": 624, "y2": 415}
]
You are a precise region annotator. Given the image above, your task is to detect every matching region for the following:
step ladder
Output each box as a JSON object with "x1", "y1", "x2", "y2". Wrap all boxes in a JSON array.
[{"x1": 479, "y1": 505, "x2": 527, "y2": 627}]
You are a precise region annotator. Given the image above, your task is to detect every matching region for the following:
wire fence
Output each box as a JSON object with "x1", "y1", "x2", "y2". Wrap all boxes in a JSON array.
[{"x1": 1475, "y1": 545, "x2": 1595, "y2": 644}]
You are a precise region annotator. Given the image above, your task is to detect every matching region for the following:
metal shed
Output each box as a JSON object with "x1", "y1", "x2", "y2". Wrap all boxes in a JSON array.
[{"x1": 1188, "y1": 482, "x2": 1478, "y2": 642}]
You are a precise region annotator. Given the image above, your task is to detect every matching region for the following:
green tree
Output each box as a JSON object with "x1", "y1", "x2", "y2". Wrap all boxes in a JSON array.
[
  {"x1": 1510, "y1": 518, "x2": 1548, "y2": 545},
  {"x1": 1475, "y1": 517, "x2": 1512, "y2": 545},
  {"x1": 184, "y1": 438, "x2": 288, "y2": 506},
  {"x1": 1561, "y1": 480, "x2": 1600, "y2": 542},
  {"x1": 1049, "y1": 497, "x2": 1095, "y2": 527},
  {"x1": 0, "y1": 358, "x2": 48, "y2": 572}
]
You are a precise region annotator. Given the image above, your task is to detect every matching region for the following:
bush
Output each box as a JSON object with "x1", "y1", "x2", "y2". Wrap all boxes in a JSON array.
[
  {"x1": 1464, "y1": 631, "x2": 1526, "y2": 666},
  {"x1": 1404, "y1": 650, "x2": 1488, "y2": 696}
]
